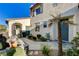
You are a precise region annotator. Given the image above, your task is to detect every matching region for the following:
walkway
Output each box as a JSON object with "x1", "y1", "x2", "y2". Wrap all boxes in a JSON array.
[{"x1": 20, "y1": 38, "x2": 72, "y2": 50}]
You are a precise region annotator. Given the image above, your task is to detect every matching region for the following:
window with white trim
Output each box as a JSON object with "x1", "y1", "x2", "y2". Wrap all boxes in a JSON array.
[{"x1": 31, "y1": 4, "x2": 43, "y2": 17}]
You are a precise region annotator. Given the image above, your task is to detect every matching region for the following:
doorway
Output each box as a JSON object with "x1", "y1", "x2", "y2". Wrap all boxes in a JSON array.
[
  {"x1": 12, "y1": 23, "x2": 22, "y2": 36},
  {"x1": 60, "y1": 19, "x2": 69, "y2": 42}
]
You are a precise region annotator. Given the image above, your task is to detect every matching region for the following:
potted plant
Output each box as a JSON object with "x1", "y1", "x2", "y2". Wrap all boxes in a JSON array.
[{"x1": 10, "y1": 39, "x2": 17, "y2": 48}]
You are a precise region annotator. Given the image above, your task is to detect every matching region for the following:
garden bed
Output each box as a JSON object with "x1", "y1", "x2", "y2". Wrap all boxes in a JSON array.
[
  {"x1": 0, "y1": 47, "x2": 26, "y2": 56},
  {"x1": 27, "y1": 34, "x2": 50, "y2": 42}
]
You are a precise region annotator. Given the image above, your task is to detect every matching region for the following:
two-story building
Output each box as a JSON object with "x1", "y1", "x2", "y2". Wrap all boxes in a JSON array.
[{"x1": 30, "y1": 3, "x2": 79, "y2": 42}]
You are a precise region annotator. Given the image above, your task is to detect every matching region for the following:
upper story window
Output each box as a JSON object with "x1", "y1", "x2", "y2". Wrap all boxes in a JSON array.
[
  {"x1": 36, "y1": 7, "x2": 41, "y2": 15},
  {"x1": 52, "y1": 3, "x2": 58, "y2": 7},
  {"x1": 31, "y1": 4, "x2": 43, "y2": 17},
  {"x1": 43, "y1": 21, "x2": 47, "y2": 28},
  {"x1": 33, "y1": 7, "x2": 42, "y2": 17}
]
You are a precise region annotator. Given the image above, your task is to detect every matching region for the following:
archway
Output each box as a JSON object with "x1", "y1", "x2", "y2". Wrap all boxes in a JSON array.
[{"x1": 12, "y1": 23, "x2": 22, "y2": 36}]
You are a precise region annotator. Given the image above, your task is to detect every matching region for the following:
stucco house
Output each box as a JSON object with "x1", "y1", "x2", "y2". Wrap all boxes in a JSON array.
[
  {"x1": 6, "y1": 3, "x2": 79, "y2": 43},
  {"x1": 6, "y1": 18, "x2": 31, "y2": 37},
  {"x1": 30, "y1": 3, "x2": 79, "y2": 42}
]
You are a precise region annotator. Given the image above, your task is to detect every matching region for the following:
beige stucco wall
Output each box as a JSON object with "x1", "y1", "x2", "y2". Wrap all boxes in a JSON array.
[
  {"x1": 8, "y1": 18, "x2": 31, "y2": 37},
  {"x1": 31, "y1": 3, "x2": 77, "y2": 24},
  {"x1": 30, "y1": 3, "x2": 78, "y2": 41},
  {"x1": 75, "y1": 12, "x2": 79, "y2": 32}
]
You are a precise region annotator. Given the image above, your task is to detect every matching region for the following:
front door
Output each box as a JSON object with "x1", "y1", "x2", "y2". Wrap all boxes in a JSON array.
[{"x1": 61, "y1": 19, "x2": 69, "y2": 42}]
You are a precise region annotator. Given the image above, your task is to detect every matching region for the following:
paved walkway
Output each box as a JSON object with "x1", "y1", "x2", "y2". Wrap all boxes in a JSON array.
[{"x1": 20, "y1": 38, "x2": 72, "y2": 50}]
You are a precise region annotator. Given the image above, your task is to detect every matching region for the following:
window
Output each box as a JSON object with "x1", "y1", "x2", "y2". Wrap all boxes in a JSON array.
[
  {"x1": 35, "y1": 23, "x2": 40, "y2": 32},
  {"x1": 32, "y1": 7, "x2": 41, "y2": 17},
  {"x1": 36, "y1": 7, "x2": 41, "y2": 15},
  {"x1": 31, "y1": 4, "x2": 43, "y2": 17},
  {"x1": 43, "y1": 21, "x2": 47, "y2": 28},
  {"x1": 52, "y1": 3, "x2": 58, "y2": 7}
]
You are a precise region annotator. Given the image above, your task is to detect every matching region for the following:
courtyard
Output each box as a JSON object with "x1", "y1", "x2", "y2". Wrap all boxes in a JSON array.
[
  {"x1": 0, "y1": 3, "x2": 79, "y2": 56},
  {"x1": 21, "y1": 38, "x2": 72, "y2": 50}
]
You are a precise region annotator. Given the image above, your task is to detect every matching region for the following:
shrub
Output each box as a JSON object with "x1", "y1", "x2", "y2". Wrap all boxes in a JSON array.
[
  {"x1": 28, "y1": 34, "x2": 37, "y2": 41},
  {"x1": 7, "y1": 48, "x2": 16, "y2": 56},
  {"x1": 22, "y1": 31, "x2": 26, "y2": 37},
  {"x1": 64, "y1": 47, "x2": 79, "y2": 56},
  {"x1": 32, "y1": 36, "x2": 37, "y2": 41},
  {"x1": 41, "y1": 45, "x2": 50, "y2": 56},
  {"x1": 37, "y1": 34, "x2": 41, "y2": 39},
  {"x1": 0, "y1": 34, "x2": 10, "y2": 50},
  {"x1": 28, "y1": 35, "x2": 33, "y2": 39},
  {"x1": 64, "y1": 32, "x2": 79, "y2": 56},
  {"x1": 0, "y1": 43, "x2": 2, "y2": 50},
  {"x1": 40, "y1": 36, "x2": 47, "y2": 41},
  {"x1": 20, "y1": 31, "x2": 30, "y2": 38}
]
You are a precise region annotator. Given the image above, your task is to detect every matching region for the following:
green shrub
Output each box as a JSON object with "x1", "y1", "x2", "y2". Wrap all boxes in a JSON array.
[
  {"x1": 0, "y1": 43, "x2": 2, "y2": 50},
  {"x1": 64, "y1": 47, "x2": 79, "y2": 56},
  {"x1": 40, "y1": 37, "x2": 47, "y2": 41},
  {"x1": 37, "y1": 34, "x2": 41, "y2": 39},
  {"x1": 0, "y1": 52, "x2": 7, "y2": 56},
  {"x1": 41, "y1": 45, "x2": 50, "y2": 56},
  {"x1": 64, "y1": 32, "x2": 79, "y2": 56},
  {"x1": 28, "y1": 34, "x2": 37, "y2": 41},
  {"x1": 32, "y1": 36, "x2": 37, "y2": 41},
  {"x1": 7, "y1": 48, "x2": 16, "y2": 56},
  {"x1": 28, "y1": 35, "x2": 33, "y2": 39}
]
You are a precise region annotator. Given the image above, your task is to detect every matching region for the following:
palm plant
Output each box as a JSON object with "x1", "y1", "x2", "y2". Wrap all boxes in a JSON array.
[{"x1": 48, "y1": 14, "x2": 76, "y2": 56}]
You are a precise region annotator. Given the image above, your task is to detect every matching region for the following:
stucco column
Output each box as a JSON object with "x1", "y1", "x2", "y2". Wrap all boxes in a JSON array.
[
  {"x1": 22, "y1": 24, "x2": 26, "y2": 31},
  {"x1": 8, "y1": 23, "x2": 12, "y2": 37}
]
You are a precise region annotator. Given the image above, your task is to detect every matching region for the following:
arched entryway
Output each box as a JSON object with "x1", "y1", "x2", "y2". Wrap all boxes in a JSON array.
[{"x1": 12, "y1": 23, "x2": 22, "y2": 36}]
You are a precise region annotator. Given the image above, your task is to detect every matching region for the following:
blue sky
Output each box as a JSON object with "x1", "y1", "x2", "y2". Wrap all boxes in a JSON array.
[{"x1": 0, "y1": 3, "x2": 31, "y2": 25}]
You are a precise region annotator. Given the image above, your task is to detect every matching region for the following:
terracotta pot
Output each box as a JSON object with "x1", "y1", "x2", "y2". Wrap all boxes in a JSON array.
[{"x1": 11, "y1": 41, "x2": 17, "y2": 48}]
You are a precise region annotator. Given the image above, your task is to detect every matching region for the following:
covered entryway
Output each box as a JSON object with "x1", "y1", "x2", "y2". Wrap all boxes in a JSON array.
[
  {"x1": 6, "y1": 18, "x2": 31, "y2": 37},
  {"x1": 12, "y1": 23, "x2": 22, "y2": 36}
]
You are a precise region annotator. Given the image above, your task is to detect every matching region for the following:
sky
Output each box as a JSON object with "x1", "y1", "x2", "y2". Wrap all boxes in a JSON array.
[{"x1": 0, "y1": 3, "x2": 31, "y2": 26}]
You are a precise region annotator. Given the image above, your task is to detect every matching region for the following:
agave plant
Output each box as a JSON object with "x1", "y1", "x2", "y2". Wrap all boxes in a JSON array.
[{"x1": 41, "y1": 45, "x2": 51, "y2": 56}]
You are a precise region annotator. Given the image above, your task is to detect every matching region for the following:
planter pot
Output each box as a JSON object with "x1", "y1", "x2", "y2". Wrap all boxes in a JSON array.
[{"x1": 11, "y1": 41, "x2": 17, "y2": 48}]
